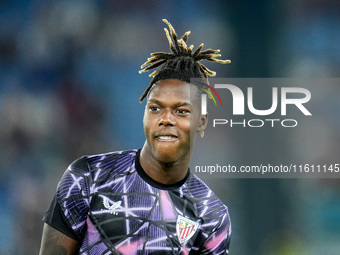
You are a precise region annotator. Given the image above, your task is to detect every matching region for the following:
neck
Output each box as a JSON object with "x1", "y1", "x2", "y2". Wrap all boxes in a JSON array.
[{"x1": 139, "y1": 143, "x2": 190, "y2": 185}]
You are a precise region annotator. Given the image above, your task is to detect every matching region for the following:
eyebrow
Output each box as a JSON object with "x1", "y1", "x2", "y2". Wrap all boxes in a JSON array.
[{"x1": 147, "y1": 98, "x2": 193, "y2": 108}]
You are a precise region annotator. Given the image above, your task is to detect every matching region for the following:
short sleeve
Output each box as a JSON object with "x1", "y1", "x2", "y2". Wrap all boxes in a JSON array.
[
  {"x1": 201, "y1": 206, "x2": 232, "y2": 254},
  {"x1": 43, "y1": 156, "x2": 91, "y2": 239}
]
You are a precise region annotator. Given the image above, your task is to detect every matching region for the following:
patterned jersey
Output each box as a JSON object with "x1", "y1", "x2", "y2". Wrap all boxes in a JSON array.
[{"x1": 44, "y1": 149, "x2": 231, "y2": 254}]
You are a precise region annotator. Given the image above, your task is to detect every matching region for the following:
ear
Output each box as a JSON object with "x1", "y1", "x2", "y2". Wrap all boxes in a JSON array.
[{"x1": 197, "y1": 113, "x2": 208, "y2": 132}]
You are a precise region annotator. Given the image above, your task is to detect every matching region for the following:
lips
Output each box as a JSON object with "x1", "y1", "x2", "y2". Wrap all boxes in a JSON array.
[{"x1": 155, "y1": 133, "x2": 178, "y2": 141}]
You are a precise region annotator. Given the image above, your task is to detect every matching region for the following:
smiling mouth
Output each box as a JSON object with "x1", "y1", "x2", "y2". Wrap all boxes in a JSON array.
[{"x1": 156, "y1": 135, "x2": 178, "y2": 141}]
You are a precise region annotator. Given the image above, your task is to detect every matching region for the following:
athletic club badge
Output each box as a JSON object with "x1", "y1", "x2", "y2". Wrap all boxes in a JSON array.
[{"x1": 176, "y1": 215, "x2": 199, "y2": 244}]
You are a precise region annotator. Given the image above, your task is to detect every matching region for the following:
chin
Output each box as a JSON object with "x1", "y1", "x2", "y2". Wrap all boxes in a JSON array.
[
  {"x1": 153, "y1": 150, "x2": 178, "y2": 164},
  {"x1": 153, "y1": 146, "x2": 189, "y2": 165}
]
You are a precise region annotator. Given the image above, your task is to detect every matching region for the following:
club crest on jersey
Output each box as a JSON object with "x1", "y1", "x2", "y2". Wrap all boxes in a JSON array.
[{"x1": 176, "y1": 215, "x2": 199, "y2": 244}]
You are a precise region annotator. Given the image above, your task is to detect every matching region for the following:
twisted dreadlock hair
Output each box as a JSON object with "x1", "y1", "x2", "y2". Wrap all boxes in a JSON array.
[{"x1": 139, "y1": 19, "x2": 230, "y2": 103}]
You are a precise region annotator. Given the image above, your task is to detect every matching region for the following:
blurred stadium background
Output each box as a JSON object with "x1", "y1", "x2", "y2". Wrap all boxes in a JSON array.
[{"x1": 0, "y1": 0, "x2": 340, "y2": 254}]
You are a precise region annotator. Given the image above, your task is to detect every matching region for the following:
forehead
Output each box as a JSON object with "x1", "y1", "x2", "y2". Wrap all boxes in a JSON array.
[{"x1": 147, "y1": 79, "x2": 200, "y2": 102}]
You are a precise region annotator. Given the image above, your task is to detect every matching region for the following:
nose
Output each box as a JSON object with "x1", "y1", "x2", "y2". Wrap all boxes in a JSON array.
[{"x1": 159, "y1": 109, "x2": 175, "y2": 126}]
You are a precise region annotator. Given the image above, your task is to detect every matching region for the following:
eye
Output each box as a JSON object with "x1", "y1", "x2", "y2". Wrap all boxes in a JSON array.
[
  {"x1": 149, "y1": 106, "x2": 160, "y2": 113},
  {"x1": 176, "y1": 109, "x2": 190, "y2": 115}
]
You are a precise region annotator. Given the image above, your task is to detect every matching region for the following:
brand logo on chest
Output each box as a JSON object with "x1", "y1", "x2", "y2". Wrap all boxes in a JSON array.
[{"x1": 102, "y1": 196, "x2": 122, "y2": 215}]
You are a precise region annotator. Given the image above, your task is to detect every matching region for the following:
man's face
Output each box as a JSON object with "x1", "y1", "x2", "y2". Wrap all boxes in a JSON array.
[{"x1": 143, "y1": 79, "x2": 207, "y2": 165}]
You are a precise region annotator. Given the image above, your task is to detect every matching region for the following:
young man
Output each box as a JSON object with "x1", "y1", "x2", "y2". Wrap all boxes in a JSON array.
[{"x1": 40, "y1": 19, "x2": 231, "y2": 255}]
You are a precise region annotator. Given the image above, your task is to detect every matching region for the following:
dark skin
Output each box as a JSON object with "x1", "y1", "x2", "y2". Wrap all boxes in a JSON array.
[
  {"x1": 140, "y1": 79, "x2": 207, "y2": 184},
  {"x1": 39, "y1": 79, "x2": 208, "y2": 254},
  {"x1": 39, "y1": 224, "x2": 79, "y2": 255}
]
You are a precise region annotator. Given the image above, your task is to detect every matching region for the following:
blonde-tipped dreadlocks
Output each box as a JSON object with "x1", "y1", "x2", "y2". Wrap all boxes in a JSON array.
[{"x1": 139, "y1": 19, "x2": 230, "y2": 102}]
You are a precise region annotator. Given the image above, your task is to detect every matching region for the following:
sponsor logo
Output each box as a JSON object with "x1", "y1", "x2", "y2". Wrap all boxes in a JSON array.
[{"x1": 102, "y1": 196, "x2": 122, "y2": 215}]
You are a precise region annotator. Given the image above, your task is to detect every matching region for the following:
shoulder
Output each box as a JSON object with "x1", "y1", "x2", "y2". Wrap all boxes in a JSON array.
[
  {"x1": 58, "y1": 149, "x2": 138, "y2": 194},
  {"x1": 186, "y1": 173, "x2": 225, "y2": 203},
  {"x1": 186, "y1": 173, "x2": 230, "y2": 221},
  {"x1": 68, "y1": 149, "x2": 138, "y2": 175},
  {"x1": 84, "y1": 149, "x2": 138, "y2": 167}
]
